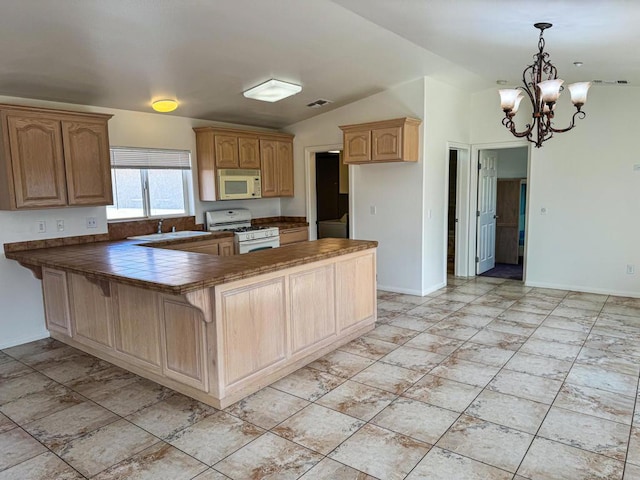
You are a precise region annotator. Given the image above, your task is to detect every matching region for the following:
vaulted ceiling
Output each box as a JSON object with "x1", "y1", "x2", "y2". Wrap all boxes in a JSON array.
[{"x1": 0, "y1": 1, "x2": 636, "y2": 128}]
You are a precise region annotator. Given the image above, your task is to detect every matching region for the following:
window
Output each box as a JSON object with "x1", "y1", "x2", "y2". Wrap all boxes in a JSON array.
[{"x1": 107, "y1": 147, "x2": 193, "y2": 220}]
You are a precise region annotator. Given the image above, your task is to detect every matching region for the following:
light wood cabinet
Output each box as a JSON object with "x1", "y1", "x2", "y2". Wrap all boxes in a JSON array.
[
  {"x1": 280, "y1": 226, "x2": 308, "y2": 245},
  {"x1": 159, "y1": 237, "x2": 234, "y2": 256},
  {"x1": 42, "y1": 268, "x2": 72, "y2": 336},
  {"x1": 112, "y1": 284, "x2": 162, "y2": 373},
  {"x1": 336, "y1": 252, "x2": 376, "y2": 332},
  {"x1": 260, "y1": 139, "x2": 294, "y2": 197},
  {"x1": 339, "y1": 117, "x2": 421, "y2": 165},
  {"x1": 193, "y1": 126, "x2": 293, "y2": 200},
  {"x1": 0, "y1": 104, "x2": 112, "y2": 210},
  {"x1": 68, "y1": 274, "x2": 113, "y2": 350}
]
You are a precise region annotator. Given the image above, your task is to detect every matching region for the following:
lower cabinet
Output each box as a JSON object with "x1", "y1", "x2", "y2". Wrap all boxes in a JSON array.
[
  {"x1": 279, "y1": 226, "x2": 309, "y2": 245},
  {"x1": 40, "y1": 248, "x2": 376, "y2": 408}
]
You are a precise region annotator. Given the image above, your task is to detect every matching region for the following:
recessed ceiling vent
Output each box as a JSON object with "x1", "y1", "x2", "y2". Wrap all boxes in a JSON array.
[
  {"x1": 592, "y1": 80, "x2": 629, "y2": 85},
  {"x1": 306, "y1": 99, "x2": 333, "y2": 108}
]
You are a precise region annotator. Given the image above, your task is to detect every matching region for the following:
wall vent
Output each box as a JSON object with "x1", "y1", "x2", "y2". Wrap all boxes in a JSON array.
[{"x1": 306, "y1": 99, "x2": 333, "y2": 108}]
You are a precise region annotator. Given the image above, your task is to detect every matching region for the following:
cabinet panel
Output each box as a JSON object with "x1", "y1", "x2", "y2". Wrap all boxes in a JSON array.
[
  {"x1": 260, "y1": 139, "x2": 278, "y2": 197},
  {"x1": 372, "y1": 126, "x2": 402, "y2": 162},
  {"x1": 42, "y1": 268, "x2": 72, "y2": 336},
  {"x1": 344, "y1": 131, "x2": 370, "y2": 164},
  {"x1": 277, "y1": 141, "x2": 294, "y2": 197},
  {"x1": 280, "y1": 227, "x2": 308, "y2": 245},
  {"x1": 336, "y1": 253, "x2": 376, "y2": 332},
  {"x1": 62, "y1": 120, "x2": 112, "y2": 206},
  {"x1": 196, "y1": 131, "x2": 216, "y2": 201},
  {"x1": 290, "y1": 265, "x2": 336, "y2": 354},
  {"x1": 219, "y1": 277, "x2": 286, "y2": 386},
  {"x1": 113, "y1": 284, "x2": 162, "y2": 372},
  {"x1": 214, "y1": 135, "x2": 239, "y2": 168},
  {"x1": 7, "y1": 114, "x2": 67, "y2": 208},
  {"x1": 238, "y1": 137, "x2": 260, "y2": 169},
  {"x1": 161, "y1": 296, "x2": 208, "y2": 391},
  {"x1": 219, "y1": 241, "x2": 234, "y2": 256},
  {"x1": 69, "y1": 274, "x2": 113, "y2": 349}
]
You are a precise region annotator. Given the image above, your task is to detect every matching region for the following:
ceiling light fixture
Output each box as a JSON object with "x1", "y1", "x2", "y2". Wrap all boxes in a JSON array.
[
  {"x1": 243, "y1": 79, "x2": 302, "y2": 102},
  {"x1": 498, "y1": 23, "x2": 591, "y2": 148},
  {"x1": 152, "y1": 99, "x2": 178, "y2": 113}
]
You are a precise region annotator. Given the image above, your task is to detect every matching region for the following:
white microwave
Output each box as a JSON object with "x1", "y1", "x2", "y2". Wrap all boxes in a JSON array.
[{"x1": 218, "y1": 169, "x2": 262, "y2": 200}]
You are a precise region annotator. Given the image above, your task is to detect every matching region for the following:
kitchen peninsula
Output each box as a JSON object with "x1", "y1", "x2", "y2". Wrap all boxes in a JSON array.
[{"x1": 4, "y1": 237, "x2": 377, "y2": 408}]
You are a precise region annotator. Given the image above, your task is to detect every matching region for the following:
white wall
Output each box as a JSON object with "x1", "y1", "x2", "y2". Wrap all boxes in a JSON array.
[
  {"x1": 0, "y1": 95, "x2": 281, "y2": 348},
  {"x1": 470, "y1": 87, "x2": 640, "y2": 297},
  {"x1": 497, "y1": 148, "x2": 528, "y2": 178},
  {"x1": 285, "y1": 79, "x2": 426, "y2": 294},
  {"x1": 422, "y1": 78, "x2": 471, "y2": 291}
]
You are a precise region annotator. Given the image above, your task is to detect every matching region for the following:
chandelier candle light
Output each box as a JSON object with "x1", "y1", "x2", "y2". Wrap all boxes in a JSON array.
[{"x1": 499, "y1": 23, "x2": 591, "y2": 148}]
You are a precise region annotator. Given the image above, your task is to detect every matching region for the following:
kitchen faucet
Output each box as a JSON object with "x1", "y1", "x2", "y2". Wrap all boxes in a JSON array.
[{"x1": 157, "y1": 219, "x2": 163, "y2": 234}]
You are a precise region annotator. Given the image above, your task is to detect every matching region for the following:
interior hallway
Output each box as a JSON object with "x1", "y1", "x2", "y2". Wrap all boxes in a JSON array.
[{"x1": 1, "y1": 277, "x2": 639, "y2": 479}]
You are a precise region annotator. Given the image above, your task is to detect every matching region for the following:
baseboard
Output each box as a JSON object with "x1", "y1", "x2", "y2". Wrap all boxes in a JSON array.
[
  {"x1": 377, "y1": 282, "x2": 446, "y2": 297},
  {"x1": 0, "y1": 330, "x2": 50, "y2": 350},
  {"x1": 377, "y1": 284, "x2": 424, "y2": 296},
  {"x1": 525, "y1": 280, "x2": 640, "y2": 299}
]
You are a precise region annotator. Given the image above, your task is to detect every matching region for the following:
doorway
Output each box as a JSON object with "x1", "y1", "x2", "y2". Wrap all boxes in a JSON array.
[
  {"x1": 315, "y1": 151, "x2": 349, "y2": 239},
  {"x1": 475, "y1": 146, "x2": 529, "y2": 281}
]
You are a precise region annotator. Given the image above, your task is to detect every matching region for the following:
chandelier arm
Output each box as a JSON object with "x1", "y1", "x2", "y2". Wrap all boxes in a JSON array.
[
  {"x1": 547, "y1": 110, "x2": 587, "y2": 134},
  {"x1": 502, "y1": 116, "x2": 534, "y2": 139}
]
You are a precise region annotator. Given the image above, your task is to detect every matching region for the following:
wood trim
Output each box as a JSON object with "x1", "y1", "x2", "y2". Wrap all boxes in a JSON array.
[
  {"x1": 193, "y1": 126, "x2": 293, "y2": 142},
  {"x1": 0, "y1": 103, "x2": 113, "y2": 120},
  {"x1": 339, "y1": 116, "x2": 421, "y2": 132}
]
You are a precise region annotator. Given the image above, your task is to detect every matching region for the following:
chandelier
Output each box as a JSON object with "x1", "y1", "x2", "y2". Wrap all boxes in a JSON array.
[{"x1": 498, "y1": 23, "x2": 591, "y2": 148}]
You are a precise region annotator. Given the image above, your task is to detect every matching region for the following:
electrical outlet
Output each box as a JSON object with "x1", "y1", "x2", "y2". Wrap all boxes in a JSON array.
[
  {"x1": 627, "y1": 264, "x2": 635, "y2": 275},
  {"x1": 56, "y1": 219, "x2": 64, "y2": 232},
  {"x1": 36, "y1": 220, "x2": 46, "y2": 233},
  {"x1": 86, "y1": 217, "x2": 97, "y2": 229},
  {"x1": 540, "y1": 207, "x2": 547, "y2": 215}
]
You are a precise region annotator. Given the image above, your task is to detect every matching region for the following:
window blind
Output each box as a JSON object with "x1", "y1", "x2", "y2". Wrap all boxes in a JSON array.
[{"x1": 110, "y1": 147, "x2": 191, "y2": 170}]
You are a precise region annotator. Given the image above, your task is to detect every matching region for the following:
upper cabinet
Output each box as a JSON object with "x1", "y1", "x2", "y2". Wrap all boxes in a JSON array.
[
  {"x1": 194, "y1": 126, "x2": 293, "y2": 201},
  {"x1": 0, "y1": 104, "x2": 113, "y2": 210},
  {"x1": 260, "y1": 139, "x2": 294, "y2": 198},
  {"x1": 339, "y1": 117, "x2": 421, "y2": 165}
]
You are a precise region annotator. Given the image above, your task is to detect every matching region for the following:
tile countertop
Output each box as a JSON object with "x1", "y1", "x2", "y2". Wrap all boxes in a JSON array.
[{"x1": 4, "y1": 237, "x2": 377, "y2": 295}]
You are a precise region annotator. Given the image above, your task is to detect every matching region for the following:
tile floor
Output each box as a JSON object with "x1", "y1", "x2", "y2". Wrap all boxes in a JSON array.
[{"x1": 1, "y1": 277, "x2": 639, "y2": 479}]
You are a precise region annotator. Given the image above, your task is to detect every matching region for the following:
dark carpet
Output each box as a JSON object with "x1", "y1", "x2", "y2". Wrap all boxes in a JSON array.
[{"x1": 480, "y1": 262, "x2": 523, "y2": 280}]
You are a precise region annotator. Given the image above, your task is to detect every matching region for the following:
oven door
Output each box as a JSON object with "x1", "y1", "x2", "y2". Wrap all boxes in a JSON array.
[{"x1": 237, "y1": 236, "x2": 280, "y2": 254}]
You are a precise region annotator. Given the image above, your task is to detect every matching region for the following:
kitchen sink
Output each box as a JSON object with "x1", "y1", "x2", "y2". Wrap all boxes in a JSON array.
[{"x1": 127, "y1": 231, "x2": 212, "y2": 242}]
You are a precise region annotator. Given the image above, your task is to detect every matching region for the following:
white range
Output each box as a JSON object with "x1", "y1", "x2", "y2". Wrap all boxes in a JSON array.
[{"x1": 205, "y1": 208, "x2": 280, "y2": 254}]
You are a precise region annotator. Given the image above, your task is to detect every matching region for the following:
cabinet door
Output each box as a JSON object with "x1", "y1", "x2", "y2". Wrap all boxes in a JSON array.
[
  {"x1": 372, "y1": 126, "x2": 402, "y2": 162},
  {"x1": 113, "y1": 284, "x2": 162, "y2": 372},
  {"x1": 238, "y1": 137, "x2": 260, "y2": 169},
  {"x1": 6, "y1": 114, "x2": 67, "y2": 208},
  {"x1": 280, "y1": 227, "x2": 308, "y2": 245},
  {"x1": 336, "y1": 252, "x2": 376, "y2": 332},
  {"x1": 218, "y1": 277, "x2": 286, "y2": 387},
  {"x1": 260, "y1": 139, "x2": 278, "y2": 197},
  {"x1": 42, "y1": 268, "x2": 72, "y2": 336},
  {"x1": 161, "y1": 296, "x2": 208, "y2": 391},
  {"x1": 69, "y1": 274, "x2": 113, "y2": 349},
  {"x1": 219, "y1": 241, "x2": 234, "y2": 256},
  {"x1": 343, "y1": 130, "x2": 370, "y2": 164},
  {"x1": 214, "y1": 135, "x2": 239, "y2": 168},
  {"x1": 62, "y1": 120, "x2": 112, "y2": 206},
  {"x1": 290, "y1": 265, "x2": 336, "y2": 354},
  {"x1": 277, "y1": 141, "x2": 294, "y2": 197}
]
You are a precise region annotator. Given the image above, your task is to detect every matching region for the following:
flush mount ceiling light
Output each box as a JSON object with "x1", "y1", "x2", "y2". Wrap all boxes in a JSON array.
[
  {"x1": 498, "y1": 23, "x2": 591, "y2": 148},
  {"x1": 243, "y1": 79, "x2": 302, "y2": 102},
  {"x1": 152, "y1": 99, "x2": 178, "y2": 113}
]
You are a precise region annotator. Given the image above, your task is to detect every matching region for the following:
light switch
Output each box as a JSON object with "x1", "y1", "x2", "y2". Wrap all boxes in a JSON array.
[{"x1": 370, "y1": 206, "x2": 376, "y2": 215}]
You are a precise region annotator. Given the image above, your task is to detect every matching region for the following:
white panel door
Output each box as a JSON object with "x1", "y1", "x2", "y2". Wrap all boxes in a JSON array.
[{"x1": 477, "y1": 150, "x2": 497, "y2": 274}]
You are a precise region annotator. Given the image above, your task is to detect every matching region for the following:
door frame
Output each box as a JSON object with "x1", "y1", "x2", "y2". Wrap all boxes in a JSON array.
[
  {"x1": 445, "y1": 142, "x2": 471, "y2": 278},
  {"x1": 469, "y1": 141, "x2": 531, "y2": 281},
  {"x1": 304, "y1": 144, "x2": 354, "y2": 240}
]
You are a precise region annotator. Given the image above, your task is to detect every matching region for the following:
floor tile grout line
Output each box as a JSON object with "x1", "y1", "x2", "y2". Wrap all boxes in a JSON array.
[{"x1": 621, "y1": 373, "x2": 640, "y2": 478}]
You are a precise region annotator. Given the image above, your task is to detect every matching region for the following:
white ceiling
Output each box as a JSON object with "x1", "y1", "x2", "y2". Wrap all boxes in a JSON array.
[{"x1": 0, "y1": 0, "x2": 636, "y2": 128}]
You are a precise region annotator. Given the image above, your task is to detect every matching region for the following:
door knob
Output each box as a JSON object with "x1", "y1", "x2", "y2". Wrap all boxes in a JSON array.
[{"x1": 494, "y1": 215, "x2": 499, "y2": 219}]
